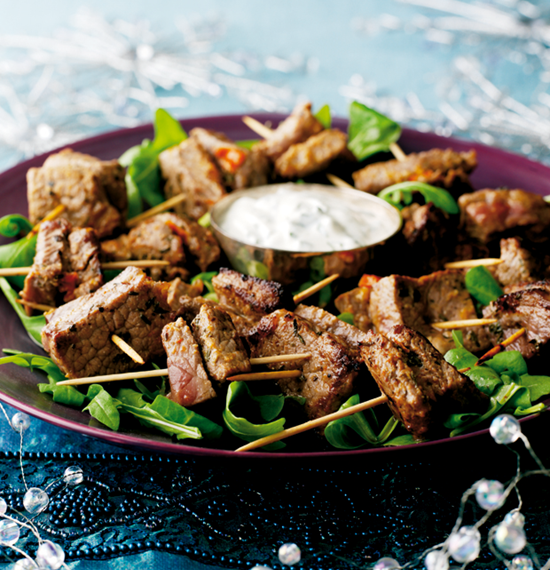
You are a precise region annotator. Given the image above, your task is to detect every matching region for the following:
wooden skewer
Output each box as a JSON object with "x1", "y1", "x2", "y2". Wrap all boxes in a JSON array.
[
  {"x1": 431, "y1": 318, "x2": 497, "y2": 329},
  {"x1": 235, "y1": 393, "x2": 389, "y2": 452},
  {"x1": 242, "y1": 116, "x2": 274, "y2": 139},
  {"x1": 293, "y1": 274, "x2": 340, "y2": 304},
  {"x1": 126, "y1": 194, "x2": 186, "y2": 228},
  {"x1": 55, "y1": 354, "x2": 311, "y2": 387},
  {"x1": 111, "y1": 335, "x2": 145, "y2": 365},
  {"x1": 389, "y1": 142, "x2": 407, "y2": 162},
  {"x1": 0, "y1": 259, "x2": 170, "y2": 277},
  {"x1": 227, "y1": 370, "x2": 302, "y2": 382},
  {"x1": 15, "y1": 298, "x2": 55, "y2": 312},
  {"x1": 29, "y1": 204, "x2": 67, "y2": 236},
  {"x1": 475, "y1": 327, "x2": 526, "y2": 365},
  {"x1": 444, "y1": 258, "x2": 504, "y2": 269},
  {"x1": 326, "y1": 173, "x2": 354, "y2": 189}
]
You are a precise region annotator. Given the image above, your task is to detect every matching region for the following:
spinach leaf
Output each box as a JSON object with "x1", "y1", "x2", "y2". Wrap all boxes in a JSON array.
[
  {"x1": 519, "y1": 374, "x2": 550, "y2": 402},
  {"x1": 348, "y1": 102, "x2": 401, "y2": 161},
  {"x1": 485, "y1": 351, "x2": 528, "y2": 377},
  {"x1": 0, "y1": 278, "x2": 45, "y2": 346},
  {"x1": 383, "y1": 434, "x2": 419, "y2": 447},
  {"x1": 0, "y1": 233, "x2": 37, "y2": 289},
  {"x1": 0, "y1": 214, "x2": 33, "y2": 238},
  {"x1": 83, "y1": 385, "x2": 121, "y2": 431},
  {"x1": 464, "y1": 266, "x2": 503, "y2": 306},
  {"x1": 223, "y1": 382, "x2": 287, "y2": 450},
  {"x1": 378, "y1": 182, "x2": 459, "y2": 215},
  {"x1": 120, "y1": 108, "x2": 187, "y2": 214},
  {"x1": 337, "y1": 312, "x2": 355, "y2": 326},
  {"x1": 315, "y1": 104, "x2": 331, "y2": 129},
  {"x1": 191, "y1": 271, "x2": 218, "y2": 294}
]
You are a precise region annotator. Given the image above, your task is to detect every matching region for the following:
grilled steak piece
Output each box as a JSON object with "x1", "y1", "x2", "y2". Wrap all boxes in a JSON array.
[
  {"x1": 370, "y1": 270, "x2": 491, "y2": 354},
  {"x1": 162, "y1": 317, "x2": 217, "y2": 407},
  {"x1": 42, "y1": 267, "x2": 183, "y2": 378},
  {"x1": 482, "y1": 281, "x2": 550, "y2": 360},
  {"x1": 248, "y1": 309, "x2": 359, "y2": 421},
  {"x1": 458, "y1": 188, "x2": 550, "y2": 245},
  {"x1": 274, "y1": 129, "x2": 348, "y2": 178},
  {"x1": 190, "y1": 128, "x2": 270, "y2": 190},
  {"x1": 334, "y1": 277, "x2": 380, "y2": 333},
  {"x1": 21, "y1": 220, "x2": 103, "y2": 314},
  {"x1": 167, "y1": 278, "x2": 204, "y2": 309},
  {"x1": 212, "y1": 268, "x2": 290, "y2": 322},
  {"x1": 100, "y1": 213, "x2": 220, "y2": 279},
  {"x1": 493, "y1": 237, "x2": 540, "y2": 292},
  {"x1": 360, "y1": 325, "x2": 486, "y2": 440},
  {"x1": 254, "y1": 101, "x2": 324, "y2": 161},
  {"x1": 191, "y1": 304, "x2": 251, "y2": 381},
  {"x1": 158, "y1": 138, "x2": 226, "y2": 221},
  {"x1": 352, "y1": 148, "x2": 477, "y2": 195},
  {"x1": 27, "y1": 149, "x2": 126, "y2": 238}
]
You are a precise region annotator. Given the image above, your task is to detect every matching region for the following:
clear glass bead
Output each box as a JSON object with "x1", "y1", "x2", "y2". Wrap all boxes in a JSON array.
[
  {"x1": 11, "y1": 412, "x2": 30, "y2": 433},
  {"x1": 374, "y1": 557, "x2": 401, "y2": 570},
  {"x1": 278, "y1": 543, "x2": 301, "y2": 566},
  {"x1": 511, "y1": 555, "x2": 534, "y2": 570},
  {"x1": 0, "y1": 497, "x2": 7, "y2": 516},
  {"x1": 490, "y1": 415, "x2": 521, "y2": 444},
  {"x1": 35, "y1": 540, "x2": 65, "y2": 570},
  {"x1": 448, "y1": 526, "x2": 481, "y2": 563},
  {"x1": 494, "y1": 522, "x2": 526, "y2": 554},
  {"x1": 13, "y1": 559, "x2": 38, "y2": 570},
  {"x1": 425, "y1": 550, "x2": 449, "y2": 570},
  {"x1": 505, "y1": 511, "x2": 525, "y2": 529},
  {"x1": 23, "y1": 488, "x2": 49, "y2": 515},
  {"x1": 475, "y1": 479, "x2": 505, "y2": 511},
  {"x1": 0, "y1": 519, "x2": 20, "y2": 545},
  {"x1": 63, "y1": 465, "x2": 84, "y2": 486}
]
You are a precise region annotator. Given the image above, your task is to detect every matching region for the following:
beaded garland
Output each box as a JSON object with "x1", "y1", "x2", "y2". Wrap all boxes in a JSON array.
[{"x1": 1, "y1": 402, "x2": 550, "y2": 569}]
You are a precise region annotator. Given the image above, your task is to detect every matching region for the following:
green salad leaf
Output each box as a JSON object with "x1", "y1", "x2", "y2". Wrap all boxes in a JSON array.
[
  {"x1": 119, "y1": 108, "x2": 187, "y2": 217},
  {"x1": 83, "y1": 385, "x2": 121, "y2": 431},
  {"x1": 347, "y1": 102, "x2": 401, "y2": 161},
  {"x1": 378, "y1": 181, "x2": 460, "y2": 215},
  {"x1": 464, "y1": 266, "x2": 504, "y2": 306},
  {"x1": 0, "y1": 232, "x2": 37, "y2": 289},
  {"x1": 315, "y1": 104, "x2": 331, "y2": 129},
  {"x1": 0, "y1": 214, "x2": 33, "y2": 238},
  {"x1": 337, "y1": 312, "x2": 355, "y2": 326}
]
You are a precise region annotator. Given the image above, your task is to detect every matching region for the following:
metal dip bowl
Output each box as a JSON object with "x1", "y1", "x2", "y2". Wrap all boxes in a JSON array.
[{"x1": 210, "y1": 183, "x2": 402, "y2": 285}]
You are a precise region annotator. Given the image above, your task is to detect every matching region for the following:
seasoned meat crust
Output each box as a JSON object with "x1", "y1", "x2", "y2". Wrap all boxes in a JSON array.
[
  {"x1": 360, "y1": 325, "x2": 486, "y2": 440},
  {"x1": 482, "y1": 281, "x2": 550, "y2": 360},
  {"x1": 493, "y1": 237, "x2": 539, "y2": 292},
  {"x1": 352, "y1": 148, "x2": 477, "y2": 195},
  {"x1": 248, "y1": 309, "x2": 359, "y2": 421},
  {"x1": 191, "y1": 304, "x2": 251, "y2": 381},
  {"x1": 162, "y1": 317, "x2": 216, "y2": 407},
  {"x1": 158, "y1": 138, "x2": 226, "y2": 221},
  {"x1": 42, "y1": 267, "x2": 183, "y2": 378},
  {"x1": 334, "y1": 284, "x2": 376, "y2": 333},
  {"x1": 459, "y1": 188, "x2": 550, "y2": 244},
  {"x1": 254, "y1": 101, "x2": 324, "y2": 161},
  {"x1": 370, "y1": 270, "x2": 491, "y2": 354},
  {"x1": 27, "y1": 149, "x2": 126, "y2": 238},
  {"x1": 190, "y1": 128, "x2": 270, "y2": 190},
  {"x1": 212, "y1": 268, "x2": 290, "y2": 321},
  {"x1": 21, "y1": 219, "x2": 103, "y2": 314},
  {"x1": 274, "y1": 129, "x2": 348, "y2": 178}
]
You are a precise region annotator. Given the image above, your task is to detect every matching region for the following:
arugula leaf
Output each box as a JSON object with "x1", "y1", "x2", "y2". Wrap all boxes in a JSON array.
[
  {"x1": 315, "y1": 104, "x2": 331, "y2": 129},
  {"x1": 0, "y1": 214, "x2": 33, "y2": 238},
  {"x1": 191, "y1": 271, "x2": 217, "y2": 294},
  {"x1": 120, "y1": 108, "x2": 187, "y2": 215},
  {"x1": 347, "y1": 102, "x2": 401, "y2": 161},
  {"x1": 464, "y1": 266, "x2": 503, "y2": 306},
  {"x1": 83, "y1": 385, "x2": 121, "y2": 431},
  {"x1": 337, "y1": 312, "x2": 355, "y2": 326},
  {"x1": 383, "y1": 434, "x2": 419, "y2": 447},
  {"x1": 0, "y1": 278, "x2": 45, "y2": 346},
  {"x1": 223, "y1": 382, "x2": 288, "y2": 450},
  {"x1": 0, "y1": 233, "x2": 37, "y2": 289},
  {"x1": 378, "y1": 181, "x2": 459, "y2": 215}
]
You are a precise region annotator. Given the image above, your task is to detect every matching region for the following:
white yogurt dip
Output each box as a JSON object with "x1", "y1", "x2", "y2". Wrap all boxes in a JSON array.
[{"x1": 215, "y1": 183, "x2": 399, "y2": 252}]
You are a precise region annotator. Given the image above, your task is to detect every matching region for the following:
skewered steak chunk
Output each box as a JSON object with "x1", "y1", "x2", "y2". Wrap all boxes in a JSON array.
[
  {"x1": 360, "y1": 325, "x2": 486, "y2": 441},
  {"x1": 159, "y1": 138, "x2": 226, "y2": 220},
  {"x1": 21, "y1": 219, "x2": 103, "y2": 314},
  {"x1": 27, "y1": 149, "x2": 126, "y2": 238},
  {"x1": 190, "y1": 128, "x2": 270, "y2": 190},
  {"x1": 352, "y1": 148, "x2": 477, "y2": 195},
  {"x1": 370, "y1": 270, "x2": 491, "y2": 354},
  {"x1": 458, "y1": 188, "x2": 550, "y2": 245},
  {"x1": 212, "y1": 268, "x2": 290, "y2": 322},
  {"x1": 482, "y1": 281, "x2": 550, "y2": 360},
  {"x1": 167, "y1": 278, "x2": 204, "y2": 309},
  {"x1": 248, "y1": 309, "x2": 359, "y2": 421},
  {"x1": 334, "y1": 275, "x2": 381, "y2": 333},
  {"x1": 493, "y1": 238, "x2": 540, "y2": 292},
  {"x1": 274, "y1": 129, "x2": 348, "y2": 178},
  {"x1": 254, "y1": 101, "x2": 324, "y2": 161},
  {"x1": 42, "y1": 267, "x2": 183, "y2": 378},
  {"x1": 162, "y1": 318, "x2": 217, "y2": 407},
  {"x1": 191, "y1": 304, "x2": 251, "y2": 381}
]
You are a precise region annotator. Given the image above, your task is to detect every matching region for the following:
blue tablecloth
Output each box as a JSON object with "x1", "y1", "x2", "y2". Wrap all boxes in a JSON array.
[{"x1": 2, "y1": 1, "x2": 550, "y2": 568}]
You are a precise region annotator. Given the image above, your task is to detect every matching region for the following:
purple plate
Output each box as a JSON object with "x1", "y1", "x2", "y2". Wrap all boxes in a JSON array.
[{"x1": 0, "y1": 113, "x2": 548, "y2": 460}]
